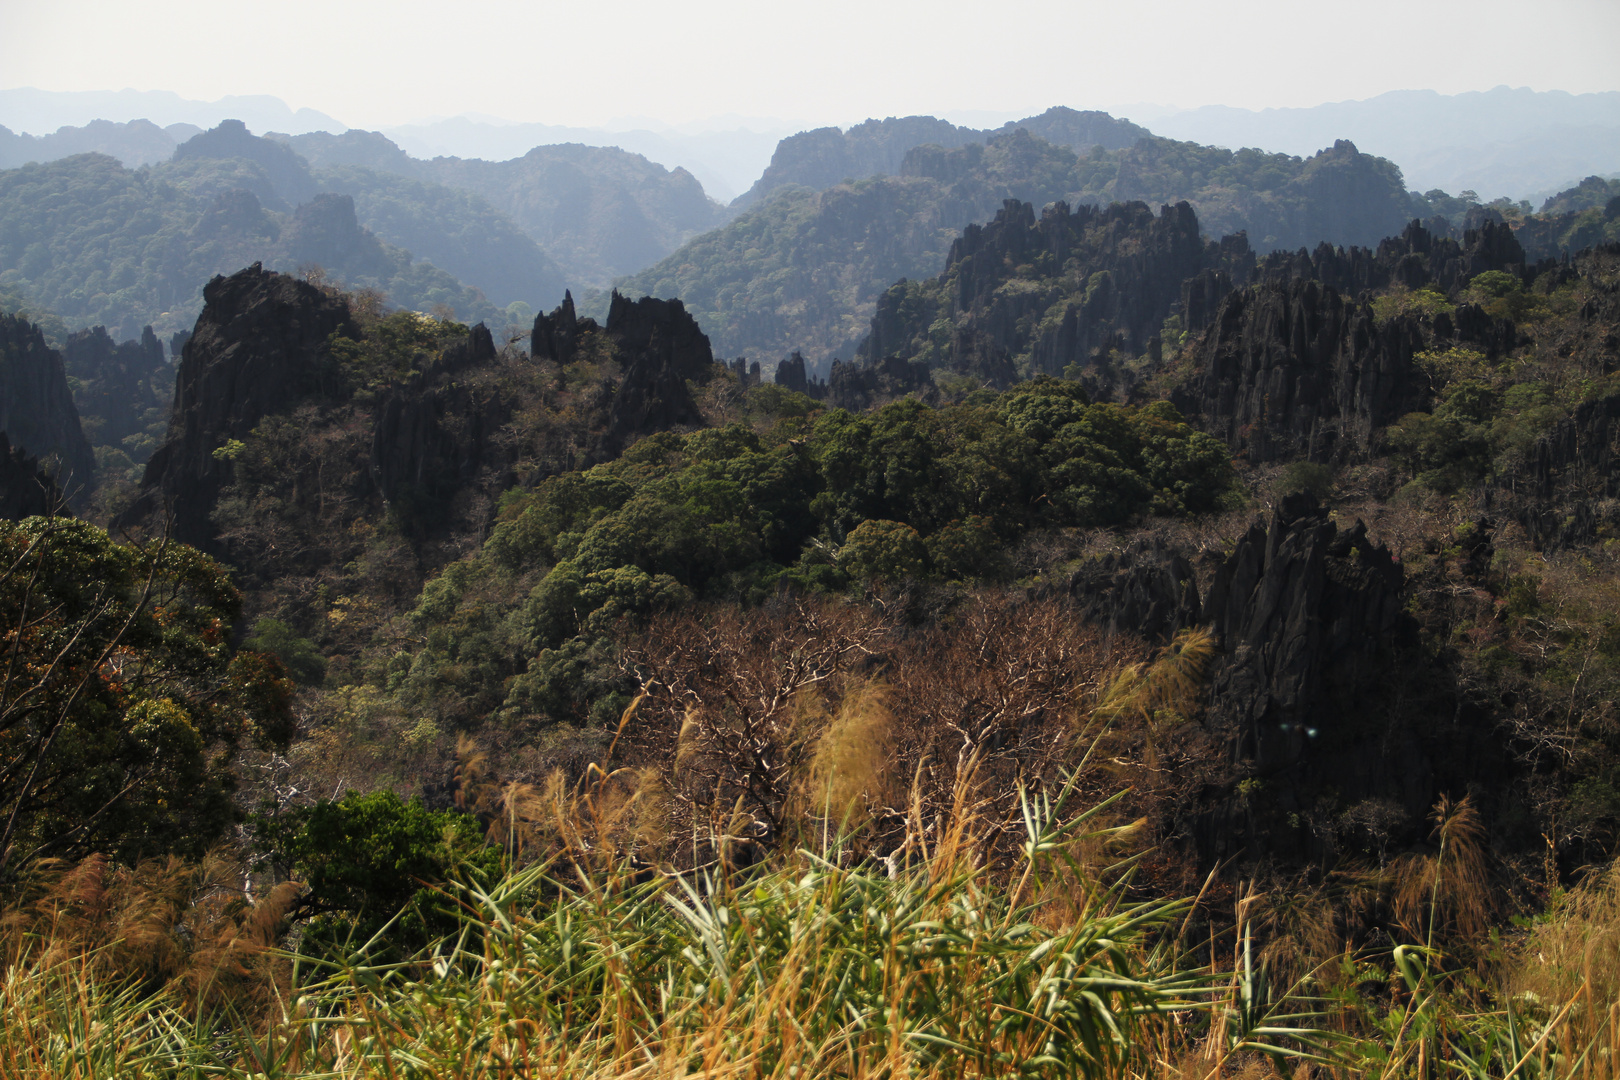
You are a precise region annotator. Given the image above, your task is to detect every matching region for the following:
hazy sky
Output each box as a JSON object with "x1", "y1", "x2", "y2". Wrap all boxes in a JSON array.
[{"x1": 4, "y1": 0, "x2": 1619, "y2": 130}]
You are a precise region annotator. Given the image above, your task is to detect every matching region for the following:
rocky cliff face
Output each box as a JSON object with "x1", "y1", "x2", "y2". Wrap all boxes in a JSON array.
[
  {"x1": 61, "y1": 325, "x2": 169, "y2": 456},
  {"x1": 1065, "y1": 539, "x2": 1203, "y2": 642},
  {"x1": 122, "y1": 264, "x2": 357, "y2": 550},
  {"x1": 1250, "y1": 218, "x2": 1528, "y2": 299},
  {"x1": 0, "y1": 314, "x2": 96, "y2": 498},
  {"x1": 1181, "y1": 278, "x2": 1428, "y2": 464},
  {"x1": 372, "y1": 323, "x2": 507, "y2": 524},
  {"x1": 825, "y1": 354, "x2": 935, "y2": 412},
  {"x1": 1181, "y1": 274, "x2": 1520, "y2": 464},
  {"x1": 861, "y1": 198, "x2": 1252, "y2": 387},
  {"x1": 531, "y1": 291, "x2": 588, "y2": 366},
  {"x1": 1068, "y1": 494, "x2": 1498, "y2": 862},
  {"x1": 0, "y1": 432, "x2": 65, "y2": 520},
  {"x1": 772, "y1": 351, "x2": 828, "y2": 399},
  {"x1": 595, "y1": 292, "x2": 714, "y2": 456},
  {"x1": 1200, "y1": 494, "x2": 1409, "y2": 776}
]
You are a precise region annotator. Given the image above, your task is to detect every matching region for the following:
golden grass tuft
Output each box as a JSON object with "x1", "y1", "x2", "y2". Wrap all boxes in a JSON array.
[{"x1": 804, "y1": 680, "x2": 895, "y2": 830}]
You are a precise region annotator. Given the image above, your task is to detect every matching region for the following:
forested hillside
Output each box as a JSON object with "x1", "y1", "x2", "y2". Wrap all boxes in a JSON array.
[
  {"x1": 0, "y1": 149, "x2": 501, "y2": 341},
  {"x1": 77, "y1": 201, "x2": 1620, "y2": 885},
  {"x1": 619, "y1": 130, "x2": 1417, "y2": 366},
  {"x1": 2, "y1": 188, "x2": 1613, "y2": 1072},
  {"x1": 734, "y1": 106, "x2": 1152, "y2": 209}
]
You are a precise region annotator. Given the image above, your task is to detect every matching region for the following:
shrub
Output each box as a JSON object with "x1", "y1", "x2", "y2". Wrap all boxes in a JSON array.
[
  {"x1": 251, "y1": 789, "x2": 498, "y2": 959},
  {"x1": 1276, "y1": 460, "x2": 1335, "y2": 498},
  {"x1": 241, "y1": 617, "x2": 327, "y2": 685},
  {"x1": 839, "y1": 519, "x2": 928, "y2": 582}
]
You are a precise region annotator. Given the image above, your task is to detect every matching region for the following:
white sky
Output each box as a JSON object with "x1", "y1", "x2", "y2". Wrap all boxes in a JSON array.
[{"x1": 3, "y1": 0, "x2": 1618, "y2": 130}]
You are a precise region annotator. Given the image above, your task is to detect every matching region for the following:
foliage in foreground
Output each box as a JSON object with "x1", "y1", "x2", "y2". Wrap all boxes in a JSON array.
[
  {"x1": 0, "y1": 516, "x2": 295, "y2": 872},
  {"x1": 0, "y1": 771, "x2": 1270, "y2": 1079},
  {"x1": 3, "y1": 772, "x2": 1618, "y2": 1079}
]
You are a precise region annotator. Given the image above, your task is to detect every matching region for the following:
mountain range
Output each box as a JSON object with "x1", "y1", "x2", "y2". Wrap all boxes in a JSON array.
[
  {"x1": 9, "y1": 86, "x2": 1618, "y2": 202},
  {"x1": 1147, "y1": 86, "x2": 1620, "y2": 200},
  {"x1": 3, "y1": 90, "x2": 1618, "y2": 386}
]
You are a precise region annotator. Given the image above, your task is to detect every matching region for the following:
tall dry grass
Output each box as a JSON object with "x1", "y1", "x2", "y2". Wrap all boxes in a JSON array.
[{"x1": 0, "y1": 849, "x2": 299, "y2": 1079}]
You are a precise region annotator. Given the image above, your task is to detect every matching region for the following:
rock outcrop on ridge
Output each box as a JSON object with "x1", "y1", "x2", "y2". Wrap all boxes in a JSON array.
[
  {"x1": 372, "y1": 322, "x2": 506, "y2": 521},
  {"x1": 1249, "y1": 218, "x2": 1529, "y2": 300},
  {"x1": 0, "y1": 432, "x2": 67, "y2": 520},
  {"x1": 0, "y1": 313, "x2": 96, "y2": 498},
  {"x1": 1066, "y1": 493, "x2": 1501, "y2": 862},
  {"x1": 530, "y1": 290, "x2": 590, "y2": 367},
  {"x1": 858, "y1": 198, "x2": 1254, "y2": 387},
  {"x1": 61, "y1": 324, "x2": 170, "y2": 457},
  {"x1": 1179, "y1": 277, "x2": 1520, "y2": 466},
  {"x1": 596, "y1": 292, "x2": 714, "y2": 457},
  {"x1": 121, "y1": 263, "x2": 358, "y2": 550}
]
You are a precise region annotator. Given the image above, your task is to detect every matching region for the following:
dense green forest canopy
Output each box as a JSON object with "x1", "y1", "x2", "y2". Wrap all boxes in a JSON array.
[{"x1": 396, "y1": 382, "x2": 1235, "y2": 727}]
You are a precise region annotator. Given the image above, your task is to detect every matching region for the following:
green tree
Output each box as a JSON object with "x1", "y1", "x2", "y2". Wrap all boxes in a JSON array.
[
  {"x1": 0, "y1": 517, "x2": 295, "y2": 872},
  {"x1": 241, "y1": 618, "x2": 326, "y2": 686},
  {"x1": 252, "y1": 789, "x2": 498, "y2": 958},
  {"x1": 839, "y1": 519, "x2": 928, "y2": 582}
]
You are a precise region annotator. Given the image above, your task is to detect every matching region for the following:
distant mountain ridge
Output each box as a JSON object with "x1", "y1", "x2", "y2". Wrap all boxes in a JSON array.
[
  {"x1": 734, "y1": 107, "x2": 1152, "y2": 209},
  {"x1": 0, "y1": 87, "x2": 344, "y2": 137},
  {"x1": 0, "y1": 145, "x2": 504, "y2": 341},
  {"x1": 280, "y1": 130, "x2": 729, "y2": 289},
  {"x1": 0, "y1": 118, "x2": 199, "y2": 170},
  {"x1": 377, "y1": 117, "x2": 789, "y2": 204},
  {"x1": 1149, "y1": 87, "x2": 1620, "y2": 200}
]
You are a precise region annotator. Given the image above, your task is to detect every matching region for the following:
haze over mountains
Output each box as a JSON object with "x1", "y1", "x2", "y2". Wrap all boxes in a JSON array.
[
  {"x1": 2, "y1": 84, "x2": 1618, "y2": 378},
  {"x1": 0, "y1": 87, "x2": 344, "y2": 140},
  {"x1": 7, "y1": 85, "x2": 1619, "y2": 204},
  {"x1": 1146, "y1": 86, "x2": 1620, "y2": 200}
]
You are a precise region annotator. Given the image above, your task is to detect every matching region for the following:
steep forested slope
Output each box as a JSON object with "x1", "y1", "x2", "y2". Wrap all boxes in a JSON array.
[
  {"x1": 301, "y1": 165, "x2": 565, "y2": 308},
  {"x1": 8, "y1": 176, "x2": 1620, "y2": 1078},
  {"x1": 1514, "y1": 178, "x2": 1620, "y2": 259},
  {"x1": 171, "y1": 122, "x2": 564, "y2": 309}
]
